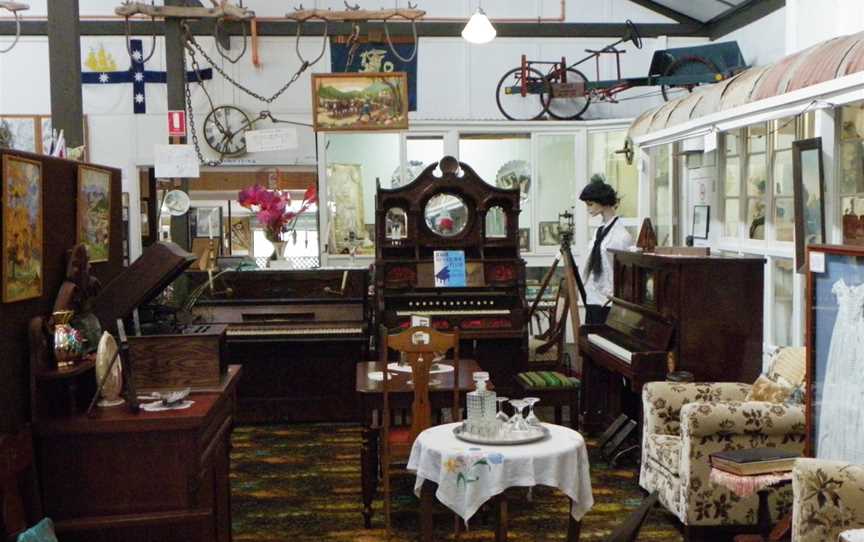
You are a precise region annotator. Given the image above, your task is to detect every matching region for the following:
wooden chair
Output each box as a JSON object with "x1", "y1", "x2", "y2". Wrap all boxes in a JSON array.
[
  {"x1": 516, "y1": 279, "x2": 581, "y2": 428},
  {"x1": 379, "y1": 325, "x2": 460, "y2": 532},
  {"x1": 1, "y1": 425, "x2": 43, "y2": 541}
]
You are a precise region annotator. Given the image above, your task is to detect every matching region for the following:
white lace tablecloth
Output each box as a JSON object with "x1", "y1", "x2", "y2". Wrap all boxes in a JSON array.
[
  {"x1": 406, "y1": 422, "x2": 593, "y2": 523},
  {"x1": 709, "y1": 467, "x2": 793, "y2": 498}
]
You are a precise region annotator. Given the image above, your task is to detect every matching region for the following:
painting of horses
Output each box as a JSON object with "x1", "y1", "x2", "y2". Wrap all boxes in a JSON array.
[
  {"x1": 312, "y1": 72, "x2": 408, "y2": 132},
  {"x1": 2, "y1": 154, "x2": 43, "y2": 302},
  {"x1": 77, "y1": 165, "x2": 111, "y2": 263}
]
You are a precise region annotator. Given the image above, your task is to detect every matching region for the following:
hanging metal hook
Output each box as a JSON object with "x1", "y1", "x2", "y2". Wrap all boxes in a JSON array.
[{"x1": 344, "y1": 1, "x2": 360, "y2": 10}]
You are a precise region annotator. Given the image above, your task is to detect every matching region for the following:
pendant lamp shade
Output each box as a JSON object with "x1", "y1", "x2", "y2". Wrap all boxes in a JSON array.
[{"x1": 461, "y1": 7, "x2": 496, "y2": 44}]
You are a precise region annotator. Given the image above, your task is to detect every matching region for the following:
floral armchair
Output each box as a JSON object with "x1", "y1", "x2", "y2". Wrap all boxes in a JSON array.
[
  {"x1": 792, "y1": 458, "x2": 864, "y2": 542},
  {"x1": 639, "y1": 348, "x2": 807, "y2": 539}
]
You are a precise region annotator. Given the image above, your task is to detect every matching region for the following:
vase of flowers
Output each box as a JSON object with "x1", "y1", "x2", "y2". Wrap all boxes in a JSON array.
[{"x1": 238, "y1": 184, "x2": 317, "y2": 262}]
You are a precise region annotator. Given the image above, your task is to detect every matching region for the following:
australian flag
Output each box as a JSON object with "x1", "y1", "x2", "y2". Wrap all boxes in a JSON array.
[{"x1": 330, "y1": 41, "x2": 418, "y2": 111}]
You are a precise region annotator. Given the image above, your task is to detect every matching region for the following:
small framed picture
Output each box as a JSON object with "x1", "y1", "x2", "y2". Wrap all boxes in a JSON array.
[
  {"x1": 692, "y1": 204, "x2": 710, "y2": 240},
  {"x1": 538, "y1": 221, "x2": 561, "y2": 246},
  {"x1": 191, "y1": 207, "x2": 223, "y2": 239},
  {"x1": 518, "y1": 228, "x2": 530, "y2": 252}
]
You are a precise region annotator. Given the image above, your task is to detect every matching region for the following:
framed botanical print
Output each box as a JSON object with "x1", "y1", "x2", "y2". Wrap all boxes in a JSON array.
[
  {"x1": 2, "y1": 154, "x2": 43, "y2": 302},
  {"x1": 793, "y1": 138, "x2": 826, "y2": 273},
  {"x1": 77, "y1": 165, "x2": 112, "y2": 263},
  {"x1": 805, "y1": 244, "x2": 864, "y2": 463}
]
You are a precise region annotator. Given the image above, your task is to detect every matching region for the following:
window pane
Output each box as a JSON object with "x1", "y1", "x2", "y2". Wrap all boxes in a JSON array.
[
  {"x1": 841, "y1": 103, "x2": 864, "y2": 140},
  {"x1": 404, "y1": 136, "x2": 444, "y2": 186},
  {"x1": 747, "y1": 154, "x2": 767, "y2": 197},
  {"x1": 839, "y1": 141, "x2": 864, "y2": 195},
  {"x1": 774, "y1": 197, "x2": 794, "y2": 242},
  {"x1": 747, "y1": 197, "x2": 766, "y2": 240},
  {"x1": 459, "y1": 134, "x2": 531, "y2": 228},
  {"x1": 652, "y1": 145, "x2": 673, "y2": 246},
  {"x1": 587, "y1": 131, "x2": 639, "y2": 218},
  {"x1": 748, "y1": 124, "x2": 767, "y2": 153},
  {"x1": 773, "y1": 149, "x2": 793, "y2": 196},
  {"x1": 842, "y1": 196, "x2": 864, "y2": 215},
  {"x1": 725, "y1": 156, "x2": 740, "y2": 196},
  {"x1": 773, "y1": 258, "x2": 794, "y2": 347},
  {"x1": 537, "y1": 135, "x2": 575, "y2": 231},
  {"x1": 725, "y1": 130, "x2": 740, "y2": 156},
  {"x1": 725, "y1": 198, "x2": 739, "y2": 237},
  {"x1": 325, "y1": 133, "x2": 399, "y2": 255},
  {"x1": 773, "y1": 117, "x2": 796, "y2": 150}
]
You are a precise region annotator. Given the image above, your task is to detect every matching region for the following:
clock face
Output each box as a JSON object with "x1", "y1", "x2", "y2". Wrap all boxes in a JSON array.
[{"x1": 204, "y1": 106, "x2": 250, "y2": 156}]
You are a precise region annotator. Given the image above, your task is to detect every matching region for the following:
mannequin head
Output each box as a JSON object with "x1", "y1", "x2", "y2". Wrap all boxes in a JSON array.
[{"x1": 579, "y1": 175, "x2": 618, "y2": 220}]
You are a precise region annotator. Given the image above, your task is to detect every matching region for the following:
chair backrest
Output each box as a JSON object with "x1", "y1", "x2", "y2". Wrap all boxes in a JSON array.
[
  {"x1": 1, "y1": 426, "x2": 41, "y2": 541},
  {"x1": 380, "y1": 325, "x2": 460, "y2": 445}
]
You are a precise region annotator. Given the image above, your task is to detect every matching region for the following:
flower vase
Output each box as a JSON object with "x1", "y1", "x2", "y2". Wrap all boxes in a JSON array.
[{"x1": 270, "y1": 240, "x2": 288, "y2": 261}]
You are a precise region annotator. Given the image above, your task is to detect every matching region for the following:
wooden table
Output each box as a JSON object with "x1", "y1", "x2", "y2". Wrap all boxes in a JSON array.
[
  {"x1": 709, "y1": 467, "x2": 794, "y2": 541},
  {"x1": 35, "y1": 366, "x2": 241, "y2": 542},
  {"x1": 355, "y1": 359, "x2": 482, "y2": 528}
]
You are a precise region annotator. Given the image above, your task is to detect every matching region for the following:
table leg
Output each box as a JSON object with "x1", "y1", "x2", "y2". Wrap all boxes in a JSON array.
[
  {"x1": 360, "y1": 427, "x2": 379, "y2": 528},
  {"x1": 420, "y1": 479, "x2": 435, "y2": 542},
  {"x1": 495, "y1": 493, "x2": 508, "y2": 542},
  {"x1": 567, "y1": 516, "x2": 582, "y2": 542},
  {"x1": 757, "y1": 488, "x2": 771, "y2": 538}
]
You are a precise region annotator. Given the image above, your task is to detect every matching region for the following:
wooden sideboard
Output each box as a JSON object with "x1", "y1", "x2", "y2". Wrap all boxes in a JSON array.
[{"x1": 34, "y1": 366, "x2": 241, "y2": 542}]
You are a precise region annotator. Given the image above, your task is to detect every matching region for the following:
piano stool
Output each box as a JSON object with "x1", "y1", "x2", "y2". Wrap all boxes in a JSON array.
[{"x1": 514, "y1": 371, "x2": 581, "y2": 429}]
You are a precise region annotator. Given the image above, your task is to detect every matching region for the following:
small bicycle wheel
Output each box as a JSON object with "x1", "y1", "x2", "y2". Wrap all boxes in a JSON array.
[
  {"x1": 660, "y1": 56, "x2": 721, "y2": 101},
  {"x1": 496, "y1": 66, "x2": 549, "y2": 121},
  {"x1": 540, "y1": 68, "x2": 591, "y2": 120}
]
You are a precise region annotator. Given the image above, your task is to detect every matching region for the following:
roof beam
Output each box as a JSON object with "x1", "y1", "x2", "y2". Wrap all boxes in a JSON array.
[
  {"x1": 0, "y1": 20, "x2": 710, "y2": 38},
  {"x1": 625, "y1": 0, "x2": 706, "y2": 27},
  {"x1": 708, "y1": 0, "x2": 785, "y2": 39}
]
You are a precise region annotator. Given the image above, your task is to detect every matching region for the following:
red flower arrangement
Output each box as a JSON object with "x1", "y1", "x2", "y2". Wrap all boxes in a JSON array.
[{"x1": 238, "y1": 184, "x2": 318, "y2": 242}]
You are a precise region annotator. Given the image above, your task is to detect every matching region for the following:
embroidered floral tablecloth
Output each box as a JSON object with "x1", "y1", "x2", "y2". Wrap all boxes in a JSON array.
[{"x1": 406, "y1": 422, "x2": 594, "y2": 523}]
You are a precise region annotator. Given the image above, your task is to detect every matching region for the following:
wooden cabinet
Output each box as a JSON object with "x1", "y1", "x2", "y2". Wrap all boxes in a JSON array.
[{"x1": 34, "y1": 366, "x2": 241, "y2": 542}]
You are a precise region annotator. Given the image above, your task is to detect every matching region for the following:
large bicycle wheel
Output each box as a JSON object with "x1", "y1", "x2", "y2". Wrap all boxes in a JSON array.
[
  {"x1": 540, "y1": 68, "x2": 591, "y2": 120},
  {"x1": 496, "y1": 66, "x2": 549, "y2": 121},
  {"x1": 660, "y1": 56, "x2": 721, "y2": 101}
]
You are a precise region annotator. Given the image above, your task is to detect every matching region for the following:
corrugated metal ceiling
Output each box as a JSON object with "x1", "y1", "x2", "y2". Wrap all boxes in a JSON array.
[{"x1": 650, "y1": 0, "x2": 750, "y2": 23}]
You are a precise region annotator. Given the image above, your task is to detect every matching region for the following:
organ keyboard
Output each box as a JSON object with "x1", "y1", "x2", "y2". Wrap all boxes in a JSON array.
[{"x1": 586, "y1": 333, "x2": 633, "y2": 363}]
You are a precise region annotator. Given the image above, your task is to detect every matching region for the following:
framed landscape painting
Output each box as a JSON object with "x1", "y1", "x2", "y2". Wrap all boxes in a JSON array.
[
  {"x1": 805, "y1": 244, "x2": 864, "y2": 464},
  {"x1": 2, "y1": 154, "x2": 43, "y2": 302},
  {"x1": 312, "y1": 72, "x2": 409, "y2": 132},
  {"x1": 77, "y1": 165, "x2": 111, "y2": 263}
]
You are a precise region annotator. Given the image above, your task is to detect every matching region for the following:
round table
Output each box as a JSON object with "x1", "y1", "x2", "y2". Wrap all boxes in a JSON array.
[{"x1": 407, "y1": 422, "x2": 594, "y2": 528}]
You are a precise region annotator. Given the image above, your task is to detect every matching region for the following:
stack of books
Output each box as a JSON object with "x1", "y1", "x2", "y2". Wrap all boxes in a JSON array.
[{"x1": 710, "y1": 448, "x2": 799, "y2": 476}]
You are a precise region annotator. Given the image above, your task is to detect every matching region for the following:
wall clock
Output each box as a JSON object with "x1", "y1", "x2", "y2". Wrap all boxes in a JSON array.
[{"x1": 203, "y1": 105, "x2": 251, "y2": 156}]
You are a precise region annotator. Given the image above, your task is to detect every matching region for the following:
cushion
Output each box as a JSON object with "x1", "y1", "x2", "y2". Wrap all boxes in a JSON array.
[
  {"x1": 528, "y1": 336, "x2": 559, "y2": 362},
  {"x1": 644, "y1": 434, "x2": 682, "y2": 479},
  {"x1": 768, "y1": 347, "x2": 805, "y2": 386},
  {"x1": 745, "y1": 374, "x2": 794, "y2": 403},
  {"x1": 517, "y1": 371, "x2": 580, "y2": 390},
  {"x1": 17, "y1": 518, "x2": 58, "y2": 542}
]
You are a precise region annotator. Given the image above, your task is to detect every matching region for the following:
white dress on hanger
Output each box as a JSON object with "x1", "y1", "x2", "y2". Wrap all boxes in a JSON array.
[{"x1": 817, "y1": 278, "x2": 864, "y2": 464}]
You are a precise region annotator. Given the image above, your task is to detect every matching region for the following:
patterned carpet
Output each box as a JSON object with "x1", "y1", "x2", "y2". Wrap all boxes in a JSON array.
[{"x1": 231, "y1": 423, "x2": 683, "y2": 541}]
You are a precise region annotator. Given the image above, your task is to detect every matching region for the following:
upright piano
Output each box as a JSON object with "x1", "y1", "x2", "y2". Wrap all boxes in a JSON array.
[
  {"x1": 375, "y1": 160, "x2": 528, "y2": 391},
  {"x1": 189, "y1": 267, "x2": 369, "y2": 423},
  {"x1": 578, "y1": 249, "x2": 765, "y2": 434}
]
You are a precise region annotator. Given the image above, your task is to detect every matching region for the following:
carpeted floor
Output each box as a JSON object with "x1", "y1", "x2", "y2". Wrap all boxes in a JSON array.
[{"x1": 231, "y1": 423, "x2": 683, "y2": 541}]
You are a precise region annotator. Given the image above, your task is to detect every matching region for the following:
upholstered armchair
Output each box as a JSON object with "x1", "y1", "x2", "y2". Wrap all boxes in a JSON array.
[
  {"x1": 639, "y1": 348, "x2": 807, "y2": 540},
  {"x1": 792, "y1": 458, "x2": 864, "y2": 542}
]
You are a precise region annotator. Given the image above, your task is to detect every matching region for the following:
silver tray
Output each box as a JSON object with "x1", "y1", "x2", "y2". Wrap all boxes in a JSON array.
[{"x1": 453, "y1": 424, "x2": 549, "y2": 445}]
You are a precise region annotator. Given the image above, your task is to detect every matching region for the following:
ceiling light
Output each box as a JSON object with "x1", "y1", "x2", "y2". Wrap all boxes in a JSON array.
[{"x1": 461, "y1": 7, "x2": 496, "y2": 44}]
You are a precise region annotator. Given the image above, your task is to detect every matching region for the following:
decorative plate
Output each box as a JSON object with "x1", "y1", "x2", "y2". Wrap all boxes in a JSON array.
[{"x1": 453, "y1": 424, "x2": 549, "y2": 445}]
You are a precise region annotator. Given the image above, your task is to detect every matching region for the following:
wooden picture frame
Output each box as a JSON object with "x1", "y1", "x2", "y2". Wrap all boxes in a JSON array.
[
  {"x1": 538, "y1": 221, "x2": 561, "y2": 246},
  {"x1": 77, "y1": 165, "x2": 112, "y2": 263},
  {"x1": 805, "y1": 244, "x2": 864, "y2": 463},
  {"x1": 191, "y1": 207, "x2": 223, "y2": 239},
  {"x1": 2, "y1": 154, "x2": 44, "y2": 302},
  {"x1": 311, "y1": 72, "x2": 409, "y2": 132},
  {"x1": 518, "y1": 228, "x2": 530, "y2": 252},
  {"x1": 793, "y1": 138, "x2": 827, "y2": 273},
  {"x1": 692, "y1": 204, "x2": 710, "y2": 240}
]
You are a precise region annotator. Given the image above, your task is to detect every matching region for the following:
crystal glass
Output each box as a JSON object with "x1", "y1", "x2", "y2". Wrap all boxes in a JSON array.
[
  {"x1": 508, "y1": 399, "x2": 529, "y2": 433},
  {"x1": 524, "y1": 397, "x2": 541, "y2": 426},
  {"x1": 495, "y1": 397, "x2": 510, "y2": 422}
]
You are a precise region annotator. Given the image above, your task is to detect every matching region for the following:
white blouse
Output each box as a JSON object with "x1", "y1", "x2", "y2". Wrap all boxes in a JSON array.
[{"x1": 581, "y1": 218, "x2": 633, "y2": 306}]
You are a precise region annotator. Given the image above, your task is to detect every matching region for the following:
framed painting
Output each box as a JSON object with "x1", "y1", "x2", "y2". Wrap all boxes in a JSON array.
[
  {"x1": 312, "y1": 72, "x2": 409, "y2": 132},
  {"x1": 2, "y1": 154, "x2": 43, "y2": 302},
  {"x1": 326, "y1": 163, "x2": 365, "y2": 255},
  {"x1": 539, "y1": 221, "x2": 560, "y2": 246},
  {"x1": 518, "y1": 228, "x2": 530, "y2": 252},
  {"x1": 692, "y1": 204, "x2": 710, "y2": 239},
  {"x1": 229, "y1": 217, "x2": 253, "y2": 255},
  {"x1": 77, "y1": 165, "x2": 112, "y2": 263},
  {"x1": 805, "y1": 244, "x2": 864, "y2": 463},
  {"x1": 793, "y1": 138, "x2": 827, "y2": 273}
]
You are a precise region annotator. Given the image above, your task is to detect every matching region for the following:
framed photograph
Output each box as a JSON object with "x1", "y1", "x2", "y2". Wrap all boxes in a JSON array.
[
  {"x1": 793, "y1": 138, "x2": 827, "y2": 273},
  {"x1": 312, "y1": 72, "x2": 409, "y2": 132},
  {"x1": 192, "y1": 207, "x2": 223, "y2": 239},
  {"x1": 77, "y1": 165, "x2": 111, "y2": 263},
  {"x1": 538, "y1": 221, "x2": 560, "y2": 246},
  {"x1": 229, "y1": 217, "x2": 253, "y2": 255},
  {"x1": 518, "y1": 228, "x2": 530, "y2": 252},
  {"x1": 805, "y1": 244, "x2": 864, "y2": 463},
  {"x1": 2, "y1": 155, "x2": 43, "y2": 302},
  {"x1": 692, "y1": 204, "x2": 710, "y2": 240}
]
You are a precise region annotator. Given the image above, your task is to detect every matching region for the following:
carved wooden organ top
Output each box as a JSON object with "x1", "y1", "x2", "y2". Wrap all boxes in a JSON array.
[{"x1": 374, "y1": 159, "x2": 527, "y2": 339}]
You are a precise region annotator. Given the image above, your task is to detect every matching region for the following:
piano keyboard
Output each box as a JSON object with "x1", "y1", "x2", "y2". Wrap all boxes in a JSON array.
[
  {"x1": 396, "y1": 309, "x2": 509, "y2": 316},
  {"x1": 226, "y1": 326, "x2": 363, "y2": 337},
  {"x1": 587, "y1": 333, "x2": 633, "y2": 363}
]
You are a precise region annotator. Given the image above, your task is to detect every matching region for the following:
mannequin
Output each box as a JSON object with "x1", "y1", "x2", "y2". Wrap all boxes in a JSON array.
[{"x1": 579, "y1": 177, "x2": 633, "y2": 324}]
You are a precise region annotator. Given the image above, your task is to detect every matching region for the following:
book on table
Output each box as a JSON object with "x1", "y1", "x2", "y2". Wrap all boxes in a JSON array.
[{"x1": 710, "y1": 448, "x2": 799, "y2": 476}]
